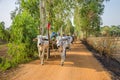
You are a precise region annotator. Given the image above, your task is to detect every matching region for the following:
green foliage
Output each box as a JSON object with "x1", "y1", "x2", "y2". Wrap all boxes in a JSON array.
[
  {"x1": 8, "y1": 43, "x2": 29, "y2": 64},
  {"x1": 1, "y1": 11, "x2": 38, "y2": 71},
  {"x1": 100, "y1": 25, "x2": 120, "y2": 36},
  {"x1": 0, "y1": 58, "x2": 11, "y2": 71},
  {"x1": 74, "y1": 0, "x2": 108, "y2": 38},
  {"x1": 0, "y1": 22, "x2": 10, "y2": 42},
  {"x1": 0, "y1": 22, "x2": 5, "y2": 40},
  {"x1": 20, "y1": 0, "x2": 40, "y2": 21},
  {"x1": 109, "y1": 25, "x2": 120, "y2": 36},
  {"x1": 44, "y1": 0, "x2": 75, "y2": 33},
  {"x1": 64, "y1": 19, "x2": 74, "y2": 35},
  {"x1": 10, "y1": 11, "x2": 38, "y2": 43}
]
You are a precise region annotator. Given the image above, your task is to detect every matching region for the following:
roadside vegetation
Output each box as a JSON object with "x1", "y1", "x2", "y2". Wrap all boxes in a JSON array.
[{"x1": 86, "y1": 25, "x2": 120, "y2": 64}]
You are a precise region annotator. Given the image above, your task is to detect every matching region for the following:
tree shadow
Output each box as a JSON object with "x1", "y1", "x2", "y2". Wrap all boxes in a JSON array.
[
  {"x1": 30, "y1": 53, "x2": 104, "y2": 72},
  {"x1": 50, "y1": 54, "x2": 103, "y2": 71},
  {"x1": 30, "y1": 43, "x2": 104, "y2": 72}
]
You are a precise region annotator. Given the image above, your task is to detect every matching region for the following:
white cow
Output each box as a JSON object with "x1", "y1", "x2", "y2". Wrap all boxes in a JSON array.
[
  {"x1": 56, "y1": 35, "x2": 73, "y2": 66},
  {"x1": 37, "y1": 35, "x2": 49, "y2": 65}
]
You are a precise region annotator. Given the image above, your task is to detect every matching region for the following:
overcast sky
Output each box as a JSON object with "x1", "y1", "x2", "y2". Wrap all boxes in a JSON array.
[{"x1": 0, "y1": 0, "x2": 120, "y2": 28}]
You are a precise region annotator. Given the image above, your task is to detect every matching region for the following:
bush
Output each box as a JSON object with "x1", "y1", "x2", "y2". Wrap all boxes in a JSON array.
[
  {"x1": 0, "y1": 58, "x2": 11, "y2": 71},
  {"x1": 0, "y1": 11, "x2": 39, "y2": 71}
]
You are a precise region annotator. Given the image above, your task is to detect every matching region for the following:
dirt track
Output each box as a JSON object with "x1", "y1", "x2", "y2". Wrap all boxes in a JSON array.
[{"x1": 11, "y1": 41, "x2": 111, "y2": 80}]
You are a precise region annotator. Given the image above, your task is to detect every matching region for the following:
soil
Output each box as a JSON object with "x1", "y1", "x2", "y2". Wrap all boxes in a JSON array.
[
  {"x1": 82, "y1": 40, "x2": 120, "y2": 80},
  {"x1": 0, "y1": 44, "x2": 7, "y2": 57},
  {"x1": 0, "y1": 39, "x2": 7, "y2": 57},
  {"x1": 0, "y1": 41, "x2": 113, "y2": 80}
]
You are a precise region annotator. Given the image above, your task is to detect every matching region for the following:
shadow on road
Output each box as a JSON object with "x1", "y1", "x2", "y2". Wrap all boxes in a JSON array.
[{"x1": 30, "y1": 42, "x2": 104, "y2": 72}]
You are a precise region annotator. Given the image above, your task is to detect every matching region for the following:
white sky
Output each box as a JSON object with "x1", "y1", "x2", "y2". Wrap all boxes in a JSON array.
[
  {"x1": 0, "y1": 0, "x2": 17, "y2": 28},
  {"x1": 0, "y1": 0, "x2": 120, "y2": 28}
]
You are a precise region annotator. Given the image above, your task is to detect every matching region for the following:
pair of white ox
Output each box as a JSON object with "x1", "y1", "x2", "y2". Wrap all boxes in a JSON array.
[{"x1": 37, "y1": 35, "x2": 73, "y2": 66}]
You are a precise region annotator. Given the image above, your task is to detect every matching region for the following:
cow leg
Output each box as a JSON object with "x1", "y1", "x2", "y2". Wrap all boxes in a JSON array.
[
  {"x1": 46, "y1": 48, "x2": 49, "y2": 60},
  {"x1": 41, "y1": 48, "x2": 45, "y2": 65},
  {"x1": 68, "y1": 44, "x2": 71, "y2": 51},
  {"x1": 38, "y1": 47, "x2": 42, "y2": 59},
  {"x1": 60, "y1": 47, "x2": 66, "y2": 66}
]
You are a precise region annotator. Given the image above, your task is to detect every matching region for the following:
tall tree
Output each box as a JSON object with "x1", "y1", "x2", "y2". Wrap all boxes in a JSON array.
[
  {"x1": 74, "y1": 0, "x2": 110, "y2": 38},
  {"x1": 0, "y1": 22, "x2": 5, "y2": 40},
  {"x1": 64, "y1": 19, "x2": 74, "y2": 35},
  {"x1": 0, "y1": 22, "x2": 10, "y2": 41}
]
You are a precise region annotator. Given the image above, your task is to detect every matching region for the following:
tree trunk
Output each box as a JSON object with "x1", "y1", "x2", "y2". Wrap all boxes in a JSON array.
[
  {"x1": 48, "y1": 28, "x2": 50, "y2": 57},
  {"x1": 40, "y1": 0, "x2": 46, "y2": 35},
  {"x1": 47, "y1": 0, "x2": 52, "y2": 57},
  {"x1": 40, "y1": 0, "x2": 50, "y2": 57}
]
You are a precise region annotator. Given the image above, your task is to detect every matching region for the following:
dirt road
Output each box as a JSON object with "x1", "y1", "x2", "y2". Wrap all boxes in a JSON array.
[{"x1": 11, "y1": 41, "x2": 111, "y2": 80}]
